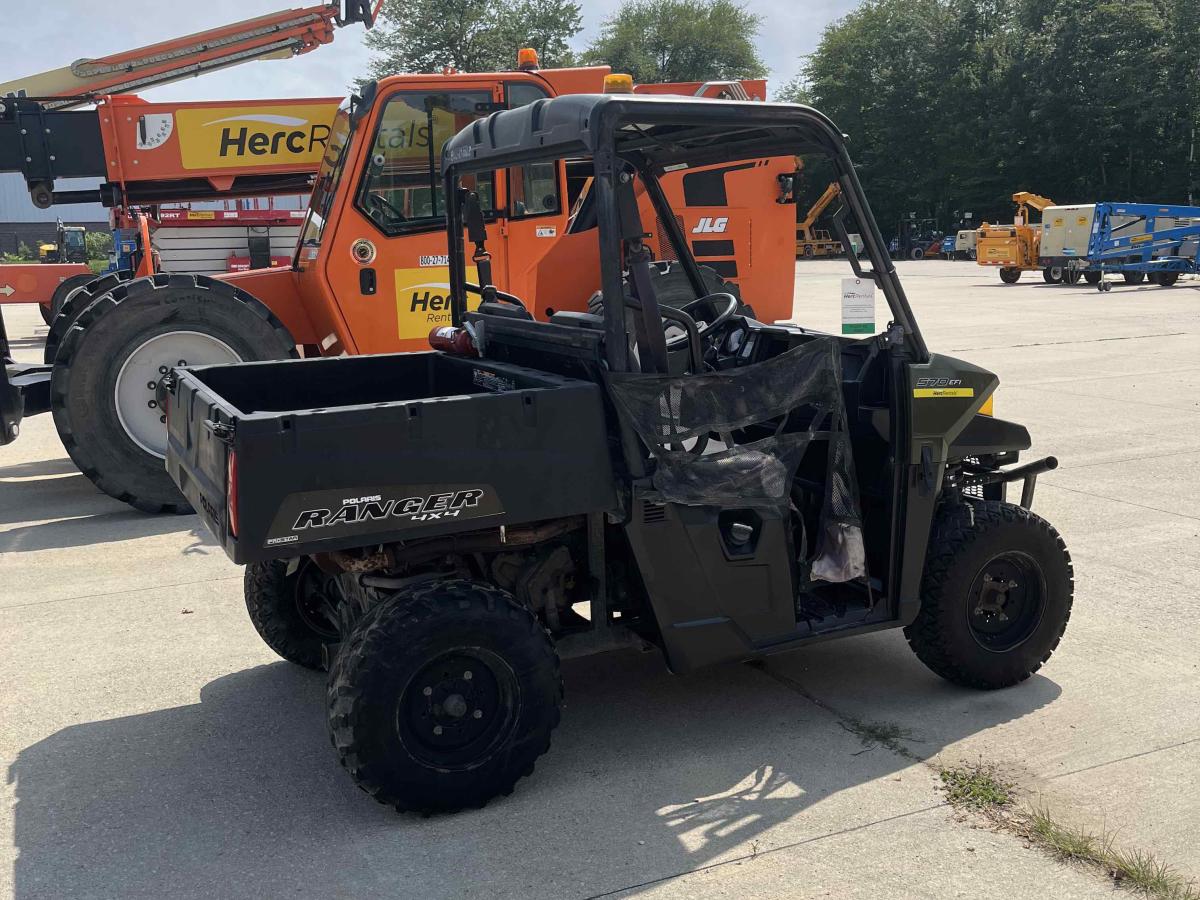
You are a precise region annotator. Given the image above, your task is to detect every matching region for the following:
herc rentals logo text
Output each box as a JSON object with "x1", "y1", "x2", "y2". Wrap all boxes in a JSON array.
[
  {"x1": 175, "y1": 103, "x2": 340, "y2": 170},
  {"x1": 394, "y1": 266, "x2": 478, "y2": 341}
]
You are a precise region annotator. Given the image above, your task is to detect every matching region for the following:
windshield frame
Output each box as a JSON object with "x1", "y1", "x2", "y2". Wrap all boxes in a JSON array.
[{"x1": 295, "y1": 100, "x2": 354, "y2": 268}]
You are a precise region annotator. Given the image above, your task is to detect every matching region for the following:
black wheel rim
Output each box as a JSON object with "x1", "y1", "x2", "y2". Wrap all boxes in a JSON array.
[
  {"x1": 293, "y1": 560, "x2": 339, "y2": 640},
  {"x1": 967, "y1": 551, "x2": 1046, "y2": 652},
  {"x1": 396, "y1": 648, "x2": 519, "y2": 770}
]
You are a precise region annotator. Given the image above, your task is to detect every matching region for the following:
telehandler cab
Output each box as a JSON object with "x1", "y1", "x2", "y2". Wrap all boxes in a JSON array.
[{"x1": 162, "y1": 94, "x2": 1073, "y2": 814}]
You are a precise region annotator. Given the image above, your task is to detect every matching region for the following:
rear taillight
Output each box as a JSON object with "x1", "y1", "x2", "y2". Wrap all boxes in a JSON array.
[{"x1": 227, "y1": 450, "x2": 239, "y2": 538}]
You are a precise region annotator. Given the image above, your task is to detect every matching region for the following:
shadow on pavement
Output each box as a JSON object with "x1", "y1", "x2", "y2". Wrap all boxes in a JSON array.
[
  {"x1": 0, "y1": 457, "x2": 79, "y2": 479},
  {"x1": 9, "y1": 635, "x2": 1061, "y2": 900},
  {"x1": 0, "y1": 454, "x2": 213, "y2": 551}
]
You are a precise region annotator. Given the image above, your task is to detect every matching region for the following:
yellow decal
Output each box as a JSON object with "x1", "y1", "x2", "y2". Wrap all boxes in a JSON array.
[
  {"x1": 175, "y1": 103, "x2": 340, "y2": 171},
  {"x1": 395, "y1": 266, "x2": 479, "y2": 340},
  {"x1": 914, "y1": 388, "x2": 975, "y2": 399},
  {"x1": 1076, "y1": 216, "x2": 1089, "y2": 226},
  {"x1": 1052, "y1": 217, "x2": 1064, "y2": 226},
  {"x1": 187, "y1": 210, "x2": 215, "y2": 220},
  {"x1": 1130, "y1": 234, "x2": 1152, "y2": 244}
]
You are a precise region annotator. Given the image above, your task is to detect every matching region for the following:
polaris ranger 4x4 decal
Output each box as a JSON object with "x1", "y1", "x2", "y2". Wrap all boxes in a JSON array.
[{"x1": 265, "y1": 484, "x2": 503, "y2": 548}]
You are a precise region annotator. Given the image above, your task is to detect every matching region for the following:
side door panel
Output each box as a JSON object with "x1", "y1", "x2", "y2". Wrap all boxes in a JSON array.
[{"x1": 325, "y1": 82, "x2": 507, "y2": 355}]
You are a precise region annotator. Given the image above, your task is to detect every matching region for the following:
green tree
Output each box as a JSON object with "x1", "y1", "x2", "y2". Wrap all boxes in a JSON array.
[
  {"x1": 364, "y1": 0, "x2": 582, "y2": 78},
  {"x1": 582, "y1": 0, "x2": 767, "y2": 84},
  {"x1": 84, "y1": 230, "x2": 113, "y2": 261},
  {"x1": 798, "y1": 0, "x2": 1200, "y2": 235}
]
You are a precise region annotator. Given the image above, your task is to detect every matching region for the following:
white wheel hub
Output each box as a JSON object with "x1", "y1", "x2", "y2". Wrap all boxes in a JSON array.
[{"x1": 114, "y1": 330, "x2": 241, "y2": 458}]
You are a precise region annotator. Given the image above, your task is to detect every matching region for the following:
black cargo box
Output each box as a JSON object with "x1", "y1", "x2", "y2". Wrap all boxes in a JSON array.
[{"x1": 164, "y1": 352, "x2": 618, "y2": 564}]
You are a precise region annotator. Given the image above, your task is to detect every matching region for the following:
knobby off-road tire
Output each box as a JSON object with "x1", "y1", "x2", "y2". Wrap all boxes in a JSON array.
[
  {"x1": 44, "y1": 270, "x2": 134, "y2": 363},
  {"x1": 327, "y1": 579, "x2": 562, "y2": 814},
  {"x1": 51, "y1": 274, "x2": 296, "y2": 513},
  {"x1": 41, "y1": 272, "x2": 98, "y2": 327},
  {"x1": 245, "y1": 559, "x2": 340, "y2": 670},
  {"x1": 904, "y1": 501, "x2": 1073, "y2": 689},
  {"x1": 999, "y1": 267, "x2": 1022, "y2": 284}
]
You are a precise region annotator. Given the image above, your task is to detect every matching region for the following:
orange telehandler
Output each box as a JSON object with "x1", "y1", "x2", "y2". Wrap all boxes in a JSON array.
[{"x1": 3, "y1": 20, "x2": 796, "y2": 517}]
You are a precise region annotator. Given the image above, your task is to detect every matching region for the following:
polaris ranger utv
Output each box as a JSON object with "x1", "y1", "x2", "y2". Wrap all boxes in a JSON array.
[{"x1": 162, "y1": 94, "x2": 1072, "y2": 814}]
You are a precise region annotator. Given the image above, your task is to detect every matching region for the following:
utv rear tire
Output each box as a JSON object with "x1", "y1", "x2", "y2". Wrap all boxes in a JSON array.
[
  {"x1": 327, "y1": 579, "x2": 562, "y2": 814},
  {"x1": 245, "y1": 558, "x2": 339, "y2": 670},
  {"x1": 45, "y1": 270, "x2": 134, "y2": 363},
  {"x1": 1122, "y1": 272, "x2": 1145, "y2": 285},
  {"x1": 999, "y1": 267, "x2": 1022, "y2": 284},
  {"x1": 904, "y1": 501, "x2": 1073, "y2": 689},
  {"x1": 51, "y1": 274, "x2": 297, "y2": 513}
]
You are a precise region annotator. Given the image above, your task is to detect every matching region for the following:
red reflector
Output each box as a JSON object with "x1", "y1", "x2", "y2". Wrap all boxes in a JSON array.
[{"x1": 227, "y1": 451, "x2": 239, "y2": 538}]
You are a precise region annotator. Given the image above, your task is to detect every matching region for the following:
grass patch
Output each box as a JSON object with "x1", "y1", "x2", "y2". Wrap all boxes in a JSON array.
[
  {"x1": 939, "y1": 761, "x2": 1011, "y2": 810},
  {"x1": 1023, "y1": 806, "x2": 1200, "y2": 900}
]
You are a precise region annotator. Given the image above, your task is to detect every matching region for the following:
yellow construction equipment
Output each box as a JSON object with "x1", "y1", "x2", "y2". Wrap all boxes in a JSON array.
[
  {"x1": 977, "y1": 191, "x2": 1054, "y2": 283},
  {"x1": 796, "y1": 181, "x2": 844, "y2": 258}
]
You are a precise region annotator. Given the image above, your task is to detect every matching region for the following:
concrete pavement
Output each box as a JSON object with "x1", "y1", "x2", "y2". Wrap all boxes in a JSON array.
[{"x1": 2, "y1": 262, "x2": 1197, "y2": 898}]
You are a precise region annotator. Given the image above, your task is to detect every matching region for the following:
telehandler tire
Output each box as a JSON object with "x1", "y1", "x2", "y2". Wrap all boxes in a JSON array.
[
  {"x1": 44, "y1": 270, "x2": 134, "y2": 363},
  {"x1": 1122, "y1": 272, "x2": 1145, "y2": 285},
  {"x1": 905, "y1": 501, "x2": 1073, "y2": 690},
  {"x1": 43, "y1": 272, "x2": 98, "y2": 327},
  {"x1": 245, "y1": 559, "x2": 339, "y2": 670},
  {"x1": 327, "y1": 579, "x2": 562, "y2": 814},
  {"x1": 51, "y1": 274, "x2": 297, "y2": 513},
  {"x1": 999, "y1": 267, "x2": 1022, "y2": 284}
]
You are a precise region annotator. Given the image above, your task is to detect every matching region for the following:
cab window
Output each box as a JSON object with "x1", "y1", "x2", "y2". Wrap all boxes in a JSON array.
[
  {"x1": 358, "y1": 91, "x2": 496, "y2": 235},
  {"x1": 505, "y1": 82, "x2": 562, "y2": 219}
]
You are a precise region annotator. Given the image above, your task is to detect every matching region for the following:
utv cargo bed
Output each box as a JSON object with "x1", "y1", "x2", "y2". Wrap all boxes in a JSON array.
[{"x1": 164, "y1": 352, "x2": 618, "y2": 564}]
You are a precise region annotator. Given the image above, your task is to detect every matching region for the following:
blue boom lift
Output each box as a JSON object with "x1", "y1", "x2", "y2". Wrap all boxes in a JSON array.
[{"x1": 1087, "y1": 201, "x2": 1200, "y2": 292}]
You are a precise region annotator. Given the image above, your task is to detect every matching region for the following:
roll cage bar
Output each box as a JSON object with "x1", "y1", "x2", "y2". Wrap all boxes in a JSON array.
[{"x1": 442, "y1": 94, "x2": 929, "y2": 370}]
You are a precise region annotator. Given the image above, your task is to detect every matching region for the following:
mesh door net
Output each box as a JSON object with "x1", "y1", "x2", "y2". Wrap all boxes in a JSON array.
[{"x1": 609, "y1": 337, "x2": 866, "y2": 582}]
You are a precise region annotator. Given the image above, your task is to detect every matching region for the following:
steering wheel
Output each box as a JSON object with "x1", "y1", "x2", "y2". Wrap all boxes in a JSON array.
[
  {"x1": 664, "y1": 292, "x2": 740, "y2": 351},
  {"x1": 366, "y1": 192, "x2": 408, "y2": 226}
]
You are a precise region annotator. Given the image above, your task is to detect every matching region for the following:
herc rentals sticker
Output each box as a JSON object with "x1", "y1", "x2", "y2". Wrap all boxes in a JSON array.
[
  {"x1": 174, "y1": 102, "x2": 340, "y2": 170},
  {"x1": 395, "y1": 266, "x2": 478, "y2": 341}
]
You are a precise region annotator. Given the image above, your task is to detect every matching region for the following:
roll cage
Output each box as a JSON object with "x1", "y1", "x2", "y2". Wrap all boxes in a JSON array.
[{"x1": 442, "y1": 93, "x2": 930, "y2": 368}]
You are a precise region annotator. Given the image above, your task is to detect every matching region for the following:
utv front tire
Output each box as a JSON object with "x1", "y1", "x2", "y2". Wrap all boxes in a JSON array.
[
  {"x1": 245, "y1": 559, "x2": 339, "y2": 670},
  {"x1": 905, "y1": 501, "x2": 1073, "y2": 689},
  {"x1": 51, "y1": 274, "x2": 296, "y2": 513},
  {"x1": 327, "y1": 579, "x2": 562, "y2": 814}
]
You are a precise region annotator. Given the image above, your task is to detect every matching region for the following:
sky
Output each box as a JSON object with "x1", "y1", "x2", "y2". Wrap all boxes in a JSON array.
[{"x1": 0, "y1": 0, "x2": 859, "y2": 105}]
